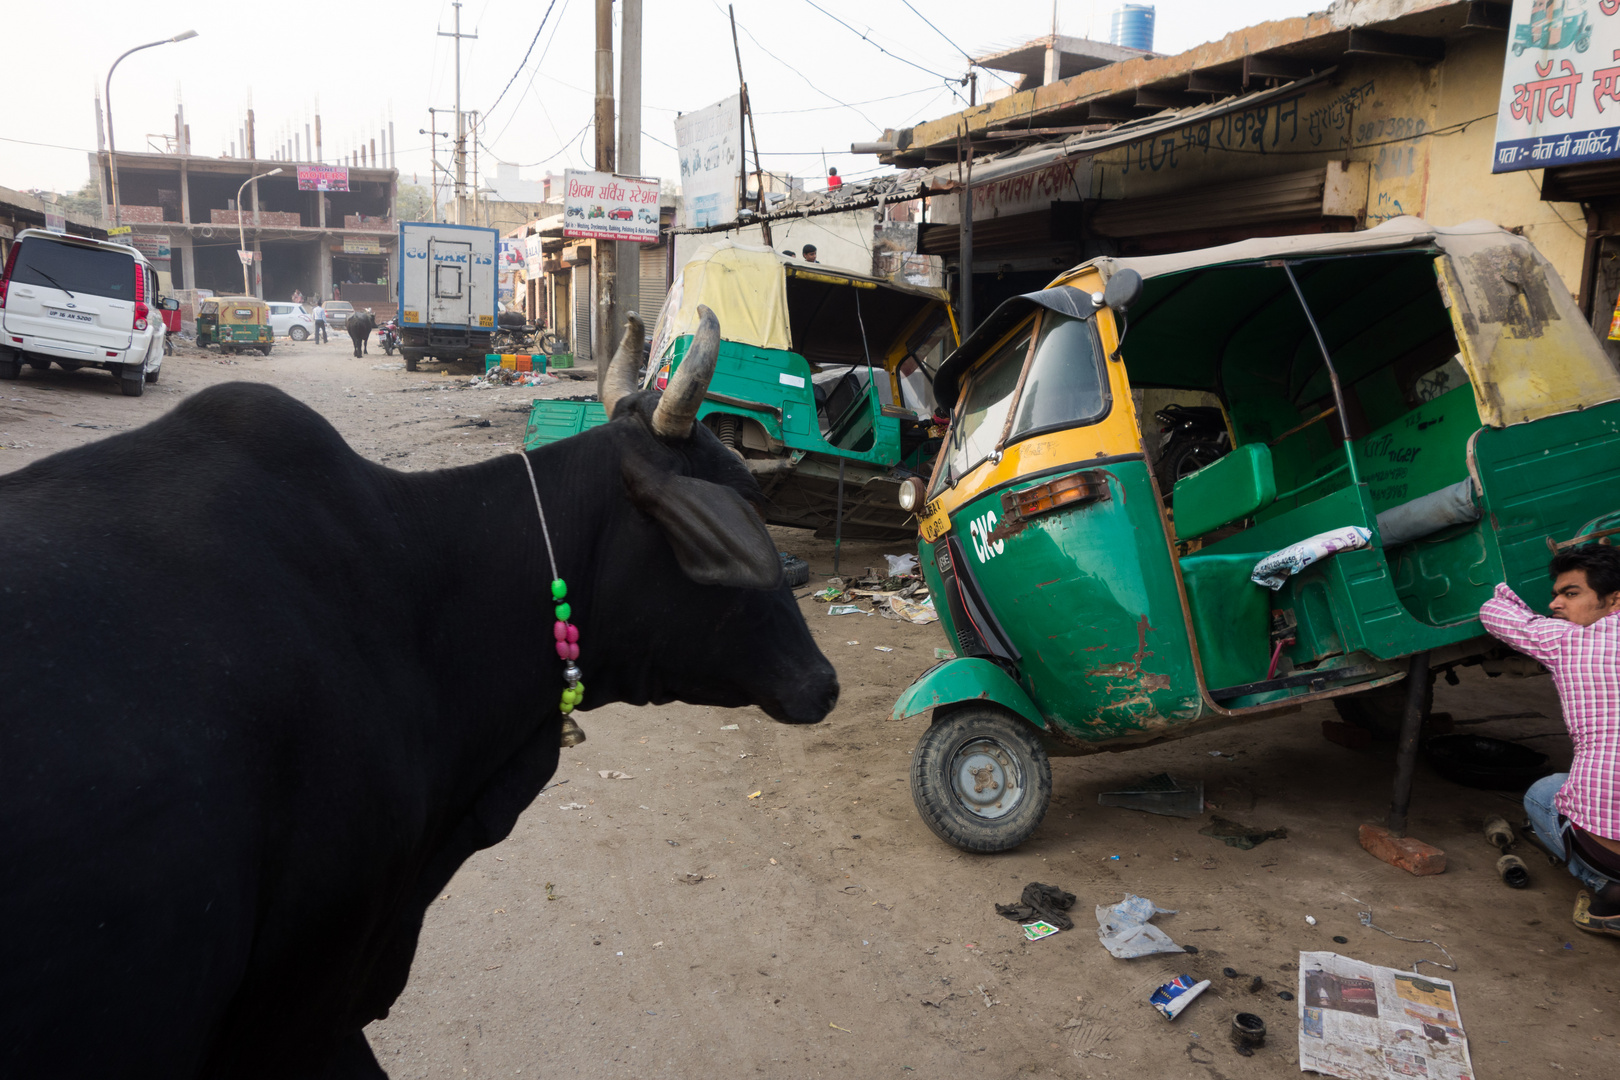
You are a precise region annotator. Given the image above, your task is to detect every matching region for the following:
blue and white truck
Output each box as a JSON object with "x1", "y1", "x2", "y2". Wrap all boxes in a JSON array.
[{"x1": 396, "y1": 221, "x2": 498, "y2": 371}]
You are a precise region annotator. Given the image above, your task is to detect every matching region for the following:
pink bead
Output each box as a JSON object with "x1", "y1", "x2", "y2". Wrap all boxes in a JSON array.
[
  {"x1": 555, "y1": 641, "x2": 570, "y2": 659},
  {"x1": 567, "y1": 642, "x2": 580, "y2": 660},
  {"x1": 554, "y1": 621, "x2": 568, "y2": 641},
  {"x1": 566, "y1": 624, "x2": 579, "y2": 644}
]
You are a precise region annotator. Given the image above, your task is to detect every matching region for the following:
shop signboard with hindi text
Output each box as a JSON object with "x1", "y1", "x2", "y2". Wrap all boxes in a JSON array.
[
  {"x1": 561, "y1": 169, "x2": 660, "y2": 243},
  {"x1": 1493, "y1": 0, "x2": 1620, "y2": 172},
  {"x1": 674, "y1": 95, "x2": 741, "y2": 228},
  {"x1": 297, "y1": 166, "x2": 350, "y2": 192}
]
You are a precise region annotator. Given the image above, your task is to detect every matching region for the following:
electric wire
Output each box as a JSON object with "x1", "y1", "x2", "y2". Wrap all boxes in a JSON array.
[
  {"x1": 800, "y1": 0, "x2": 959, "y2": 83},
  {"x1": 712, "y1": 1, "x2": 879, "y2": 129},
  {"x1": 898, "y1": 0, "x2": 1015, "y2": 91},
  {"x1": 480, "y1": 0, "x2": 560, "y2": 125}
]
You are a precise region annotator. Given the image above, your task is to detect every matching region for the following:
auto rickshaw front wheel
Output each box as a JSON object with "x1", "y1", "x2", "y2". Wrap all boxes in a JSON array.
[{"x1": 910, "y1": 706, "x2": 1052, "y2": 853}]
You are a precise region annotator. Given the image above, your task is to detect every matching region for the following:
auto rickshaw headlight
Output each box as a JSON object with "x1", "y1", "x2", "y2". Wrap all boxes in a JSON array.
[{"x1": 898, "y1": 477, "x2": 926, "y2": 512}]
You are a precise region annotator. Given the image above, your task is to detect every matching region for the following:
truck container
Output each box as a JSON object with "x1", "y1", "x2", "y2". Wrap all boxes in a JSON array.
[{"x1": 396, "y1": 221, "x2": 498, "y2": 371}]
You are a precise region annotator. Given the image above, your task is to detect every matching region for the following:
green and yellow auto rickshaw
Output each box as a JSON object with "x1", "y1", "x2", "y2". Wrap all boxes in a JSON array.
[
  {"x1": 203, "y1": 296, "x2": 273, "y2": 356},
  {"x1": 525, "y1": 241, "x2": 955, "y2": 539},
  {"x1": 892, "y1": 217, "x2": 1620, "y2": 852}
]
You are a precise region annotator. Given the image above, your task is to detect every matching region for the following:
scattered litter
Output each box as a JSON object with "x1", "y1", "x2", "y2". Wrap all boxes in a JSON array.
[
  {"x1": 720, "y1": 724, "x2": 740, "y2": 731},
  {"x1": 1098, "y1": 773, "x2": 1205, "y2": 818},
  {"x1": 1199, "y1": 815, "x2": 1289, "y2": 850},
  {"x1": 1150, "y1": 975, "x2": 1210, "y2": 1020},
  {"x1": 812, "y1": 586, "x2": 845, "y2": 602},
  {"x1": 934, "y1": 648, "x2": 956, "y2": 659},
  {"x1": 1223, "y1": 967, "x2": 1239, "y2": 978},
  {"x1": 667, "y1": 840, "x2": 680, "y2": 846},
  {"x1": 540, "y1": 778, "x2": 569, "y2": 792},
  {"x1": 677, "y1": 873, "x2": 715, "y2": 884},
  {"x1": 1352, "y1": 901, "x2": 1457, "y2": 972},
  {"x1": 1230, "y1": 1012, "x2": 1267, "y2": 1056},
  {"x1": 597, "y1": 770, "x2": 634, "y2": 780},
  {"x1": 883, "y1": 594, "x2": 938, "y2": 624},
  {"x1": 652, "y1": 941, "x2": 664, "y2": 948},
  {"x1": 1108, "y1": 855, "x2": 1121, "y2": 861},
  {"x1": 1306, "y1": 916, "x2": 1318, "y2": 926},
  {"x1": 1096, "y1": 894, "x2": 1184, "y2": 958},
  {"x1": 995, "y1": 882, "x2": 1078, "y2": 931},
  {"x1": 1023, "y1": 920, "x2": 1063, "y2": 941},
  {"x1": 1248, "y1": 975, "x2": 1265, "y2": 994},
  {"x1": 873, "y1": 646, "x2": 894, "y2": 653},
  {"x1": 469, "y1": 368, "x2": 556, "y2": 388},
  {"x1": 828, "y1": 604, "x2": 870, "y2": 617},
  {"x1": 371, "y1": 363, "x2": 403, "y2": 371},
  {"x1": 845, "y1": 640, "x2": 860, "y2": 646},
  {"x1": 748, "y1": 790, "x2": 762, "y2": 799},
  {"x1": 885, "y1": 553, "x2": 918, "y2": 576},
  {"x1": 558, "y1": 802, "x2": 587, "y2": 810},
  {"x1": 1297, "y1": 951, "x2": 1474, "y2": 1079},
  {"x1": 1332, "y1": 935, "x2": 1349, "y2": 944},
  {"x1": 1278, "y1": 991, "x2": 1295, "y2": 1002},
  {"x1": 829, "y1": 1023, "x2": 854, "y2": 1033}
]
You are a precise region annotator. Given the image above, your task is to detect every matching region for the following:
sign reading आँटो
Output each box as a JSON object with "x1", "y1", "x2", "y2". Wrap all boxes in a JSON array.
[
  {"x1": 1493, "y1": 0, "x2": 1620, "y2": 171},
  {"x1": 297, "y1": 166, "x2": 350, "y2": 192},
  {"x1": 562, "y1": 169, "x2": 660, "y2": 243}
]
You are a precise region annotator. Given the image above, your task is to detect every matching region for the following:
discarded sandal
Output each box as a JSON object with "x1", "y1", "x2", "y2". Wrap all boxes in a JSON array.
[{"x1": 1572, "y1": 891, "x2": 1620, "y2": 937}]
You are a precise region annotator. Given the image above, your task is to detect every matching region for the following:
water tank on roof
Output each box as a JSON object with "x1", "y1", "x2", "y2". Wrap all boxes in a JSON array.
[{"x1": 1109, "y1": 4, "x2": 1155, "y2": 51}]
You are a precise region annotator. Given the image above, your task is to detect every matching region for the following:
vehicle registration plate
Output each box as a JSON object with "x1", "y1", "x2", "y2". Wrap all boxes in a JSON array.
[{"x1": 46, "y1": 307, "x2": 93, "y2": 324}]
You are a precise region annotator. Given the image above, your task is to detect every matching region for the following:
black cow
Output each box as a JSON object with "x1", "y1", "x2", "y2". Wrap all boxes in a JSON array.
[
  {"x1": 0, "y1": 309, "x2": 837, "y2": 1077},
  {"x1": 348, "y1": 310, "x2": 377, "y2": 358}
]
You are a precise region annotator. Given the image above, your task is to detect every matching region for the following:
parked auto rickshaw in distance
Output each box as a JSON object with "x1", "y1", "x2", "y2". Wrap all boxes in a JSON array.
[
  {"x1": 524, "y1": 241, "x2": 956, "y2": 540},
  {"x1": 892, "y1": 217, "x2": 1620, "y2": 852},
  {"x1": 200, "y1": 296, "x2": 273, "y2": 356}
]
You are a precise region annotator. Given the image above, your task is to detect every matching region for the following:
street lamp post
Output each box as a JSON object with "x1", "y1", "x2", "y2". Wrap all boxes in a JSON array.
[
  {"x1": 104, "y1": 30, "x2": 199, "y2": 229},
  {"x1": 238, "y1": 168, "x2": 284, "y2": 296}
]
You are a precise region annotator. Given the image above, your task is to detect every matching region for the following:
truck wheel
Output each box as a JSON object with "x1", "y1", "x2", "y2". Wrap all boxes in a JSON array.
[
  {"x1": 910, "y1": 706, "x2": 1052, "y2": 853},
  {"x1": 0, "y1": 355, "x2": 19, "y2": 379},
  {"x1": 406, "y1": 354, "x2": 419, "y2": 372},
  {"x1": 1331, "y1": 672, "x2": 1434, "y2": 739}
]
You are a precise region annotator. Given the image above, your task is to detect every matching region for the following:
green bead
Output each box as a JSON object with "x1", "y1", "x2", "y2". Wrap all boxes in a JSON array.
[
  {"x1": 555, "y1": 602, "x2": 572, "y2": 622},
  {"x1": 574, "y1": 682, "x2": 584, "y2": 698},
  {"x1": 559, "y1": 699, "x2": 574, "y2": 715},
  {"x1": 551, "y1": 579, "x2": 567, "y2": 601}
]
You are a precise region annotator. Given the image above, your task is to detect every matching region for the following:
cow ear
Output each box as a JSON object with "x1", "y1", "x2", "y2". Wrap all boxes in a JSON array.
[{"x1": 621, "y1": 455, "x2": 783, "y2": 590}]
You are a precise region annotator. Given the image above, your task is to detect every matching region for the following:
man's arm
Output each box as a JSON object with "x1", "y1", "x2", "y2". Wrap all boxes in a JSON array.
[{"x1": 1479, "y1": 582, "x2": 1568, "y2": 664}]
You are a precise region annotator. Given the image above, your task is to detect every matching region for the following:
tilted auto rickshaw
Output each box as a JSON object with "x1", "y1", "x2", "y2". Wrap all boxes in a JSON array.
[
  {"x1": 525, "y1": 241, "x2": 956, "y2": 540},
  {"x1": 201, "y1": 296, "x2": 274, "y2": 356},
  {"x1": 892, "y1": 217, "x2": 1620, "y2": 852}
]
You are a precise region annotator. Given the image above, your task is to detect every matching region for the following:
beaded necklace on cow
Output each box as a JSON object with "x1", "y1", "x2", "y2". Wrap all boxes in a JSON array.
[{"x1": 514, "y1": 450, "x2": 584, "y2": 721}]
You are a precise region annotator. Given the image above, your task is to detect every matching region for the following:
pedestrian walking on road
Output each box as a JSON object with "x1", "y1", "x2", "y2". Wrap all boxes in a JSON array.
[{"x1": 313, "y1": 301, "x2": 328, "y2": 344}]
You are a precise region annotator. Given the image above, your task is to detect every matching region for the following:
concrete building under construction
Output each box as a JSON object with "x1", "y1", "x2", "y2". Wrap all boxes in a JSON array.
[{"x1": 90, "y1": 105, "x2": 399, "y2": 311}]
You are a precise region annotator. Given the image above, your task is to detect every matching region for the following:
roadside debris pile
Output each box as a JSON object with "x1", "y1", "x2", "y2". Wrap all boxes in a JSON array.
[
  {"x1": 467, "y1": 367, "x2": 557, "y2": 389},
  {"x1": 818, "y1": 556, "x2": 937, "y2": 624},
  {"x1": 995, "y1": 881, "x2": 1077, "y2": 940}
]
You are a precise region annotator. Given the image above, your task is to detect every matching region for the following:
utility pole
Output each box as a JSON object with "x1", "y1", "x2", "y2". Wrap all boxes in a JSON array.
[
  {"x1": 438, "y1": 1, "x2": 476, "y2": 224},
  {"x1": 958, "y1": 123, "x2": 974, "y2": 337},
  {"x1": 729, "y1": 5, "x2": 769, "y2": 246},
  {"x1": 613, "y1": 0, "x2": 643, "y2": 339},
  {"x1": 594, "y1": 0, "x2": 617, "y2": 376}
]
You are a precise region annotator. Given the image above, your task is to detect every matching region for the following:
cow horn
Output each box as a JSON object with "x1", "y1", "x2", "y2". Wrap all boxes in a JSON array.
[
  {"x1": 652, "y1": 304, "x2": 720, "y2": 440},
  {"x1": 599, "y1": 313, "x2": 645, "y2": 418}
]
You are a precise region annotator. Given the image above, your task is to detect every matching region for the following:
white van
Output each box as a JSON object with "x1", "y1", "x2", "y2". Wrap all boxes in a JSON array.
[{"x1": 0, "y1": 229, "x2": 175, "y2": 397}]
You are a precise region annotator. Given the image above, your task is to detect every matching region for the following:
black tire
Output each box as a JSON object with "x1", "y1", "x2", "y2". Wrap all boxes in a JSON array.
[
  {"x1": 1332, "y1": 672, "x2": 1435, "y2": 739},
  {"x1": 0, "y1": 356, "x2": 19, "y2": 380},
  {"x1": 779, "y1": 553, "x2": 810, "y2": 588},
  {"x1": 405, "y1": 355, "x2": 419, "y2": 372},
  {"x1": 145, "y1": 364, "x2": 160, "y2": 384},
  {"x1": 260, "y1": 346, "x2": 273, "y2": 357},
  {"x1": 119, "y1": 369, "x2": 145, "y2": 397},
  {"x1": 1159, "y1": 438, "x2": 1227, "y2": 489},
  {"x1": 290, "y1": 326, "x2": 309, "y2": 341},
  {"x1": 910, "y1": 706, "x2": 1052, "y2": 853},
  {"x1": 26, "y1": 360, "x2": 50, "y2": 371},
  {"x1": 383, "y1": 343, "x2": 395, "y2": 356}
]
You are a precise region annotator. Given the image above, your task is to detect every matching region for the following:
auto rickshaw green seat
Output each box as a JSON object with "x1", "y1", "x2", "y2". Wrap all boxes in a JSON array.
[
  {"x1": 1179, "y1": 553, "x2": 1273, "y2": 690},
  {"x1": 1171, "y1": 442, "x2": 1276, "y2": 540}
]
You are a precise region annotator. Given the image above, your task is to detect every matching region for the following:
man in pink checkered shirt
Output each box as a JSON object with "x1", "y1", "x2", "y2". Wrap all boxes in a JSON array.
[{"x1": 1480, "y1": 544, "x2": 1620, "y2": 937}]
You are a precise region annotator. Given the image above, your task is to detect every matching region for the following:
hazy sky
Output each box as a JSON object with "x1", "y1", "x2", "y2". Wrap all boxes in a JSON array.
[{"x1": 1, "y1": 0, "x2": 1333, "y2": 199}]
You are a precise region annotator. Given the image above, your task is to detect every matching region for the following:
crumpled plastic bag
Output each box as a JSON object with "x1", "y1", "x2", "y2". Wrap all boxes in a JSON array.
[
  {"x1": 1250, "y1": 526, "x2": 1371, "y2": 590},
  {"x1": 1095, "y1": 893, "x2": 1185, "y2": 958},
  {"x1": 885, "y1": 553, "x2": 918, "y2": 576},
  {"x1": 881, "y1": 594, "x2": 937, "y2": 624}
]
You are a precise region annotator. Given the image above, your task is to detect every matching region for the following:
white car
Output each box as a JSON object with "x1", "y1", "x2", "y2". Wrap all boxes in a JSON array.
[
  {"x1": 268, "y1": 302, "x2": 316, "y2": 341},
  {"x1": 0, "y1": 229, "x2": 173, "y2": 397}
]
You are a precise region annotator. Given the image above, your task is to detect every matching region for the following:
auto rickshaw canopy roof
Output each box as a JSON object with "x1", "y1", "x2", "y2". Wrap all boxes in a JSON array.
[
  {"x1": 213, "y1": 296, "x2": 270, "y2": 321},
  {"x1": 935, "y1": 217, "x2": 1620, "y2": 428},
  {"x1": 655, "y1": 240, "x2": 952, "y2": 369}
]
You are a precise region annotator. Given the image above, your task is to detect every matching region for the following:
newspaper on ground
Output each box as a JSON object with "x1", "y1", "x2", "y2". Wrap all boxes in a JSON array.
[{"x1": 1297, "y1": 952, "x2": 1474, "y2": 1080}]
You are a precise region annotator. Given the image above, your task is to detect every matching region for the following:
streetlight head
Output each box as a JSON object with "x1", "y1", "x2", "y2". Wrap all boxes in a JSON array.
[
  {"x1": 266, "y1": 168, "x2": 284, "y2": 176},
  {"x1": 172, "y1": 30, "x2": 199, "y2": 42}
]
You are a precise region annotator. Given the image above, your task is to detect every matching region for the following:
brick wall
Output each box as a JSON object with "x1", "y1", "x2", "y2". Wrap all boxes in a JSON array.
[
  {"x1": 210, "y1": 209, "x2": 303, "y2": 227},
  {"x1": 107, "y1": 205, "x2": 166, "y2": 223},
  {"x1": 343, "y1": 214, "x2": 392, "y2": 230}
]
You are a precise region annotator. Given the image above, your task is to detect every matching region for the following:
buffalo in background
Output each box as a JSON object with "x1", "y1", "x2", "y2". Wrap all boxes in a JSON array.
[{"x1": 347, "y1": 311, "x2": 377, "y2": 358}]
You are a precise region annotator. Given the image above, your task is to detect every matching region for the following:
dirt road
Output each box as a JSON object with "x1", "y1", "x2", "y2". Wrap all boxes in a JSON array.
[{"x1": 3, "y1": 339, "x2": 1609, "y2": 1079}]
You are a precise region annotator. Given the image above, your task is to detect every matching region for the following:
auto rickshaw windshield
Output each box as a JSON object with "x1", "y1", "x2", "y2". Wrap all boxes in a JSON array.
[{"x1": 931, "y1": 311, "x2": 1108, "y2": 496}]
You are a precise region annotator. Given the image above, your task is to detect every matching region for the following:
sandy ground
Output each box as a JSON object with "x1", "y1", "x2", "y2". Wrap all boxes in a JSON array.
[{"x1": 3, "y1": 337, "x2": 1613, "y2": 1079}]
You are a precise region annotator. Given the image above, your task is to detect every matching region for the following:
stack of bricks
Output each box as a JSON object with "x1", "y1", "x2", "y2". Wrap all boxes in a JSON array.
[
  {"x1": 107, "y1": 205, "x2": 166, "y2": 224},
  {"x1": 209, "y1": 209, "x2": 302, "y2": 227},
  {"x1": 343, "y1": 214, "x2": 391, "y2": 230}
]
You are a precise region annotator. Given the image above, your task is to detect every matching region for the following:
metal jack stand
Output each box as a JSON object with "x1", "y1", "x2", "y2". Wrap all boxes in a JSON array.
[{"x1": 1358, "y1": 651, "x2": 1448, "y2": 875}]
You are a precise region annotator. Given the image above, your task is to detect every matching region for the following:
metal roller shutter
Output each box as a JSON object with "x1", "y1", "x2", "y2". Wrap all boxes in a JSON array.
[
  {"x1": 572, "y1": 265, "x2": 592, "y2": 362},
  {"x1": 638, "y1": 244, "x2": 667, "y2": 322}
]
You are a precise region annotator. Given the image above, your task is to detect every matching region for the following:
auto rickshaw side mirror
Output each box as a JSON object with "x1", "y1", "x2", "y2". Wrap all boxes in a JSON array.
[
  {"x1": 1101, "y1": 269, "x2": 1143, "y2": 313},
  {"x1": 160, "y1": 297, "x2": 181, "y2": 312}
]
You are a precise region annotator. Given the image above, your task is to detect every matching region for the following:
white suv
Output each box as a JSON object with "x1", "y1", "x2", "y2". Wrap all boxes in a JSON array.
[
  {"x1": 268, "y1": 302, "x2": 316, "y2": 341},
  {"x1": 0, "y1": 229, "x2": 174, "y2": 397}
]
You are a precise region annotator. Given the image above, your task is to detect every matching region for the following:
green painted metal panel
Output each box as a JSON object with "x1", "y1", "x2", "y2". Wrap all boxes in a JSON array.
[
  {"x1": 1172, "y1": 443, "x2": 1276, "y2": 539},
  {"x1": 1179, "y1": 552, "x2": 1272, "y2": 689},
  {"x1": 890, "y1": 657, "x2": 1046, "y2": 728},
  {"x1": 525, "y1": 401, "x2": 607, "y2": 449}
]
